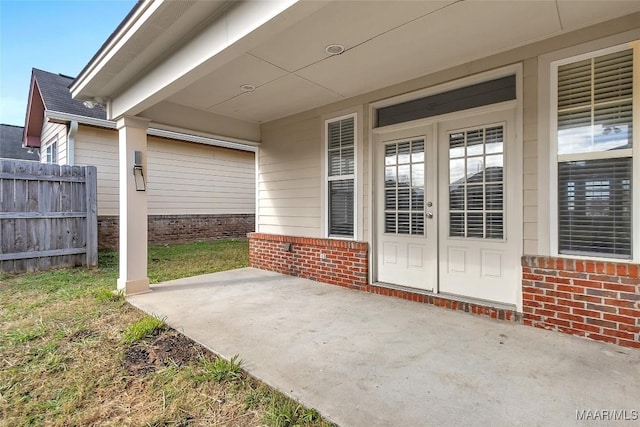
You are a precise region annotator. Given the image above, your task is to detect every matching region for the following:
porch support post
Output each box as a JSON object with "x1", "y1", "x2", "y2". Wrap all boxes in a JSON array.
[{"x1": 116, "y1": 115, "x2": 151, "y2": 295}]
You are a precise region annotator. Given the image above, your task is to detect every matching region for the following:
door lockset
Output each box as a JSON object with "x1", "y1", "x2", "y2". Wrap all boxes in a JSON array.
[
  {"x1": 427, "y1": 201, "x2": 433, "y2": 207},
  {"x1": 426, "y1": 212, "x2": 433, "y2": 219}
]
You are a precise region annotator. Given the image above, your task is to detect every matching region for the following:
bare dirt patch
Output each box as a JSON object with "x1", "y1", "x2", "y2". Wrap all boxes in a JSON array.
[{"x1": 124, "y1": 330, "x2": 207, "y2": 376}]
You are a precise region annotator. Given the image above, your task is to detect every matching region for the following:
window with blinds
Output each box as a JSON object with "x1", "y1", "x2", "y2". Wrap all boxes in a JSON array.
[
  {"x1": 326, "y1": 116, "x2": 355, "y2": 237},
  {"x1": 384, "y1": 139, "x2": 425, "y2": 235},
  {"x1": 556, "y1": 47, "x2": 634, "y2": 258},
  {"x1": 448, "y1": 125, "x2": 505, "y2": 240}
]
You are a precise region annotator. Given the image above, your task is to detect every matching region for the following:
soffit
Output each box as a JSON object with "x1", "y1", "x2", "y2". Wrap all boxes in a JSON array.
[
  {"x1": 162, "y1": 0, "x2": 640, "y2": 124},
  {"x1": 80, "y1": 0, "x2": 228, "y2": 99}
]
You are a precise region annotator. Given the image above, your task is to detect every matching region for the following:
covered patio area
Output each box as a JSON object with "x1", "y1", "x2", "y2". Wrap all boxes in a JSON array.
[{"x1": 128, "y1": 268, "x2": 640, "y2": 426}]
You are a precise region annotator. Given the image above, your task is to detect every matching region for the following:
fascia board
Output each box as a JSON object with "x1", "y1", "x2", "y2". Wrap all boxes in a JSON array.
[
  {"x1": 44, "y1": 110, "x2": 257, "y2": 152},
  {"x1": 69, "y1": 0, "x2": 160, "y2": 98}
]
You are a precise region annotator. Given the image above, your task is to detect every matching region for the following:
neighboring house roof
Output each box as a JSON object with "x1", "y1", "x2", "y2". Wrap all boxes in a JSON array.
[
  {"x1": 23, "y1": 68, "x2": 255, "y2": 152},
  {"x1": 33, "y1": 69, "x2": 106, "y2": 120},
  {"x1": 0, "y1": 124, "x2": 40, "y2": 160}
]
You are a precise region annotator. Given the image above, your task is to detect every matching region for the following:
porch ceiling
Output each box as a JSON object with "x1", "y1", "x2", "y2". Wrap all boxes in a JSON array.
[{"x1": 163, "y1": 0, "x2": 640, "y2": 124}]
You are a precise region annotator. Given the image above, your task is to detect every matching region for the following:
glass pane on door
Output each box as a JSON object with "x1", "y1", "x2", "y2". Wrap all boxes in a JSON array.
[
  {"x1": 448, "y1": 125, "x2": 505, "y2": 239},
  {"x1": 384, "y1": 139, "x2": 425, "y2": 235}
]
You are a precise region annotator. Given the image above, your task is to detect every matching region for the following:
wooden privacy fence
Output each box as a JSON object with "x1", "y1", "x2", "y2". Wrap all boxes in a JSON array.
[{"x1": 0, "y1": 160, "x2": 97, "y2": 273}]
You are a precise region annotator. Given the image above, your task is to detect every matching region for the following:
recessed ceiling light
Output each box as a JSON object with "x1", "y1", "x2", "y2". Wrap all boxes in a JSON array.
[
  {"x1": 240, "y1": 84, "x2": 256, "y2": 92},
  {"x1": 325, "y1": 44, "x2": 345, "y2": 55}
]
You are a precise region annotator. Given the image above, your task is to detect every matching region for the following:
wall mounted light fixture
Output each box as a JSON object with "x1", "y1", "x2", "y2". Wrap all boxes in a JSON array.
[{"x1": 133, "y1": 150, "x2": 146, "y2": 191}]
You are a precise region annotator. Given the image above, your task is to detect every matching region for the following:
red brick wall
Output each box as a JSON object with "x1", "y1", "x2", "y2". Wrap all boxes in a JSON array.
[
  {"x1": 98, "y1": 214, "x2": 254, "y2": 250},
  {"x1": 97, "y1": 216, "x2": 119, "y2": 250},
  {"x1": 372, "y1": 286, "x2": 521, "y2": 322},
  {"x1": 248, "y1": 233, "x2": 517, "y2": 322},
  {"x1": 522, "y1": 256, "x2": 640, "y2": 349},
  {"x1": 248, "y1": 233, "x2": 368, "y2": 290}
]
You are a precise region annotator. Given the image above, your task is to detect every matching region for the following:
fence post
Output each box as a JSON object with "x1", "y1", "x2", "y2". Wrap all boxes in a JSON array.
[{"x1": 85, "y1": 166, "x2": 98, "y2": 267}]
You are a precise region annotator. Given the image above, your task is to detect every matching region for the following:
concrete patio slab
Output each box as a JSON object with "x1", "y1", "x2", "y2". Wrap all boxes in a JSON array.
[{"x1": 127, "y1": 268, "x2": 640, "y2": 427}]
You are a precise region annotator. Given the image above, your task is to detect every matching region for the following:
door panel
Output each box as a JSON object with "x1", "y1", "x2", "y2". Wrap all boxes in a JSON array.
[
  {"x1": 438, "y1": 110, "x2": 520, "y2": 305},
  {"x1": 376, "y1": 126, "x2": 436, "y2": 291}
]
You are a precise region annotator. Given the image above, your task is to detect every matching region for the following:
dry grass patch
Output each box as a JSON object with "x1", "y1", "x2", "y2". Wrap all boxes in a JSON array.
[{"x1": 0, "y1": 240, "x2": 332, "y2": 427}]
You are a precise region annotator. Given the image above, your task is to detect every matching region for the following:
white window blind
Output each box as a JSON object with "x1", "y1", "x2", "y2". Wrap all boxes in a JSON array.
[
  {"x1": 327, "y1": 117, "x2": 355, "y2": 237},
  {"x1": 384, "y1": 139, "x2": 425, "y2": 235},
  {"x1": 556, "y1": 48, "x2": 633, "y2": 258},
  {"x1": 558, "y1": 158, "x2": 632, "y2": 257},
  {"x1": 448, "y1": 125, "x2": 505, "y2": 240}
]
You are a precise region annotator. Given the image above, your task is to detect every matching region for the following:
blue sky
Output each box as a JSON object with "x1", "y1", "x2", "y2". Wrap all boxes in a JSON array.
[{"x1": 0, "y1": 0, "x2": 136, "y2": 126}]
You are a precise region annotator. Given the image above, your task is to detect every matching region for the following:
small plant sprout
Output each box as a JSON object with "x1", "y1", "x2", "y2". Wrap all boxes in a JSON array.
[{"x1": 123, "y1": 314, "x2": 166, "y2": 343}]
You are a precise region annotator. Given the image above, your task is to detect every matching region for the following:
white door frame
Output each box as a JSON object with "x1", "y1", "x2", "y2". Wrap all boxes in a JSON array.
[
  {"x1": 374, "y1": 125, "x2": 438, "y2": 291},
  {"x1": 437, "y1": 110, "x2": 521, "y2": 306},
  {"x1": 369, "y1": 63, "x2": 523, "y2": 310}
]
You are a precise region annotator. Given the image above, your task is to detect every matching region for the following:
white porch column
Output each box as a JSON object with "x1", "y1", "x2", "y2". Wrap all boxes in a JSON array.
[{"x1": 116, "y1": 115, "x2": 151, "y2": 295}]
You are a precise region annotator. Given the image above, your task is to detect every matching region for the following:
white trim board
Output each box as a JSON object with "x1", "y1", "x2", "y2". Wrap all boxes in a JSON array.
[
  {"x1": 538, "y1": 31, "x2": 640, "y2": 262},
  {"x1": 44, "y1": 110, "x2": 257, "y2": 152},
  {"x1": 321, "y1": 111, "x2": 361, "y2": 241}
]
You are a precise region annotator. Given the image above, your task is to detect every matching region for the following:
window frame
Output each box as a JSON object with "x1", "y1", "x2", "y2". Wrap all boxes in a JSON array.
[
  {"x1": 549, "y1": 41, "x2": 638, "y2": 261},
  {"x1": 45, "y1": 138, "x2": 58, "y2": 164},
  {"x1": 324, "y1": 112, "x2": 358, "y2": 240},
  {"x1": 446, "y1": 122, "x2": 508, "y2": 241},
  {"x1": 382, "y1": 137, "x2": 426, "y2": 236}
]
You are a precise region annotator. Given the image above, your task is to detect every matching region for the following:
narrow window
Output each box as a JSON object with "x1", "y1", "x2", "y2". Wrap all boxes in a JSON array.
[
  {"x1": 46, "y1": 141, "x2": 57, "y2": 164},
  {"x1": 555, "y1": 48, "x2": 633, "y2": 258},
  {"x1": 326, "y1": 116, "x2": 355, "y2": 237}
]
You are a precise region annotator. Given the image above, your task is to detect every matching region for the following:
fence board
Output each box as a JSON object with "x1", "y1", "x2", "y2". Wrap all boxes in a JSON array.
[
  {"x1": 26, "y1": 180, "x2": 38, "y2": 212},
  {"x1": 1, "y1": 219, "x2": 15, "y2": 272},
  {"x1": 0, "y1": 160, "x2": 98, "y2": 273},
  {"x1": 85, "y1": 166, "x2": 98, "y2": 267},
  {"x1": 0, "y1": 173, "x2": 86, "y2": 182},
  {"x1": 14, "y1": 217, "x2": 27, "y2": 272},
  {"x1": 0, "y1": 212, "x2": 87, "y2": 219}
]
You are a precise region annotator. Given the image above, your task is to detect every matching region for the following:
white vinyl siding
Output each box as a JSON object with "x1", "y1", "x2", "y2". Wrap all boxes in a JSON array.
[
  {"x1": 258, "y1": 116, "x2": 322, "y2": 237},
  {"x1": 146, "y1": 138, "x2": 255, "y2": 215},
  {"x1": 40, "y1": 121, "x2": 66, "y2": 165},
  {"x1": 73, "y1": 125, "x2": 255, "y2": 216},
  {"x1": 553, "y1": 46, "x2": 635, "y2": 259},
  {"x1": 73, "y1": 127, "x2": 119, "y2": 215}
]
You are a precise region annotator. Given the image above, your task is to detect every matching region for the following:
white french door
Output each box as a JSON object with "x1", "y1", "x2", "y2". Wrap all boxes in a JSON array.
[
  {"x1": 375, "y1": 109, "x2": 520, "y2": 306},
  {"x1": 375, "y1": 126, "x2": 437, "y2": 291},
  {"x1": 437, "y1": 110, "x2": 520, "y2": 305}
]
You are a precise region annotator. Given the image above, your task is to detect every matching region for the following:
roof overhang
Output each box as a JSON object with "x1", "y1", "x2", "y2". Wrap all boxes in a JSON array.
[
  {"x1": 71, "y1": 0, "x2": 640, "y2": 141},
  {"x1": 44, "y1": 110, "x2": 257, "y2": 152},
  {"x1": 23, "y1": 73, "x2": 45, "y2": 148}
]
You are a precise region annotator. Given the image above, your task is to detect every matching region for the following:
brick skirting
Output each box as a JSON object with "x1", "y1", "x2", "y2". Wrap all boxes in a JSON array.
[
  {"x1": 98, "y1": 214, "x2": 255, "y2": 250},
  {"x1": 248, "y1": 233, "x2": 368, "y2": 290},
  {"x1": 248, "y1": 232, "x2": 520, "y2": 322},
  {"x1": 522, "y1": 256, "x2": 640, "y2": 349},
  {"x1": 97, "y1": 216, "x2": 119, "y2": 250},
  {"x1": 247, "y1": 233, "x2": 639, "y2": 348},
  {"x1": 371, "y1": 286, "x2": 521, "y2": 322}
]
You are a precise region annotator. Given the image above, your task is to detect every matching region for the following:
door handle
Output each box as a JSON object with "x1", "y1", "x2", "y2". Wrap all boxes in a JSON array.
[{"x1": 426, "y1": 212, "x2": 433, "y2": 219}]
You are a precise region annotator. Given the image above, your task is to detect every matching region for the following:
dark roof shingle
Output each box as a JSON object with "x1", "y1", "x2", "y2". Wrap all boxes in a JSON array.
[
  {"x1": 33, "y1": 69, "x2": 107, "y2": 120},
  {"x1": 0, "y1": 124, "x2": 40, "y2": 160}
]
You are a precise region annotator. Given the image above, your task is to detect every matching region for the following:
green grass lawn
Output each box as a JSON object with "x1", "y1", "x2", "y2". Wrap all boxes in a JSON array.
[{"x1": 0, "y1": 240, "x2": 331, "y2": 427}]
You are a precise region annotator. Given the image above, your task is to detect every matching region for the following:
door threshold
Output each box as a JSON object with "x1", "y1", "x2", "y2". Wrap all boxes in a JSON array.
[{"x1": 371, "y1": 281, "x2": 520, "y2": 321}]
